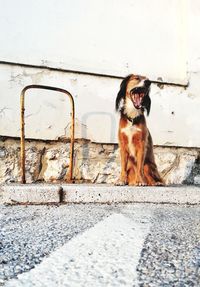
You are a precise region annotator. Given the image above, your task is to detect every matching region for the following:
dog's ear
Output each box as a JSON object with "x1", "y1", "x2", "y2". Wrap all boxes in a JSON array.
[
  {"x1": 115, "y1": 74, "x2": 132, "y2": 111},
  {"x1": 143, "y1": 91, "x2": 151, "y2": 116}
]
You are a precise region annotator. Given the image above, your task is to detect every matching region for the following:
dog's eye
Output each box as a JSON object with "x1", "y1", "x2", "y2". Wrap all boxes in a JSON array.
[{"x1": 134, "y1": 77, "x2": 140, "y2": 81}]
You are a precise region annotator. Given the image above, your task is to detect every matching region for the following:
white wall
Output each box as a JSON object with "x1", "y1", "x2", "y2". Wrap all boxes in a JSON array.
[
  {"x1": 0, "y1": 65, "x2": 118, "y2": 143},
  {"x1": 0, "y1": 0, "x2": 187, "y2": 83},
  {"x1": 0, "y1": 0, "x2": 200, "y2": 147},
  {"x1": 0, "y1": 63, "x2": 199, "y2": 147}
]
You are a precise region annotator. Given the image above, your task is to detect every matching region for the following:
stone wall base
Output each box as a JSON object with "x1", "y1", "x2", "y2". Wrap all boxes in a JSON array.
[{"x1": 0, "y1": 137, "x2": 200, "y2": 185}]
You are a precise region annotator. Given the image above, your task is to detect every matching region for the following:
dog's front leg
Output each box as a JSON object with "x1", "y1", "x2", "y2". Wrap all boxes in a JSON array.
[
  {"x1": 115, "y1": 145, "x2": 128, "y2": 186},
  {"x1": 134, "y1": 138, "x2": 147, "y2": 186},
  {"x1": 120, "y1": 148, "x2": 129, "y2": 185}
]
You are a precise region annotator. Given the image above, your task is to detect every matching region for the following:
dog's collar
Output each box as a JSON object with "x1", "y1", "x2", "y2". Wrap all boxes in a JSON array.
[{"x1": 121, "y1": 112, "x2": 145, "y2": 125}]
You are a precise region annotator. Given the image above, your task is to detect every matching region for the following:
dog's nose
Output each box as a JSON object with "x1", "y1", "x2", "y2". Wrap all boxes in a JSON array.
[{"x1": 144, "y1": 80, "x2": 151, "y2": 87}]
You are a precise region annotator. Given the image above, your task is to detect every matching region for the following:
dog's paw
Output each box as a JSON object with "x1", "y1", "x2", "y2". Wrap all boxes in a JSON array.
[
  {"x1": 136, "y1": 181, "x2": 147, "y2": 186},
  {"x1": 115, "y1": 180, "x2": 127, "y2": 186},
  {"x1": 155, "y1": 181, "x2": 165, "y2": 186}
]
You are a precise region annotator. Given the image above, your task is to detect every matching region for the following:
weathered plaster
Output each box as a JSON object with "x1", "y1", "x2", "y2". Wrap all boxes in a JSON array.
[
  {"x1": 0, "y1": 64, "x2": 199, "y2": 147},
  {"x1": 0, "y1": 0, "x2": 199, "y2": 147}
]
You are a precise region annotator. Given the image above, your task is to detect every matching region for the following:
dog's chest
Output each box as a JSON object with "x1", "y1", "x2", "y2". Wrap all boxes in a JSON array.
[{"x1": 121, "y1": 123, "x2": 142, "y2": 156}]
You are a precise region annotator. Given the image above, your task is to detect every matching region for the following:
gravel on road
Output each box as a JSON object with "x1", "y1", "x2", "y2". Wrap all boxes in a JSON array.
[{"x1": 0, "y1": 203, "x2": 200, "y2": 286}]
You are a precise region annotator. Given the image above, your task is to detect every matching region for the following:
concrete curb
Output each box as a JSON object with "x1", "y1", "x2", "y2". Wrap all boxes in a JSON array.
[
  {"x1": 0, "y1": 184, "x2": 200, "y2": 205},
  {"x1": 0, "y1": 184, "x2": 61, "y2": 204},
  {"x1": 62, "y1": 184, "x2": 200, "y2": 205}
]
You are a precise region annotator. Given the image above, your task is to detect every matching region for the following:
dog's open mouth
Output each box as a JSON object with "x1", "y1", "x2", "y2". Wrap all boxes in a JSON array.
[
  {"x1": 130, "y1": 87, "x2": 146, "y2": 109},
  {"x1": 131, "y1": 93, "x2": 145, "y2": 109}
]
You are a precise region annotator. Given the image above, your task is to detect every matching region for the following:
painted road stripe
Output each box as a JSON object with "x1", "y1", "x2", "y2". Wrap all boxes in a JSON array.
[{"x1": 6, "y1": 214, "x2": 151, "y2": 287}]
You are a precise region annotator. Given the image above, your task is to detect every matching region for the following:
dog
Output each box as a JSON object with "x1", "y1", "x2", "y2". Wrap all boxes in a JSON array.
[{"x1": 115, "y1": 74, "x2": 164, "y2": 186}]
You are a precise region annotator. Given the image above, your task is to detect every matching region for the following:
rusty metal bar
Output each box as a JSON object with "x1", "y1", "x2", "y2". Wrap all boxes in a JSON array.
[{"x1": 20, "y1": 84, "x2": 75, "y2": 184}]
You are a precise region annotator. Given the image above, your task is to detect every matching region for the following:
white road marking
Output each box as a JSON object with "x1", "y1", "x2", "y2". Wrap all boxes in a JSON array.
[{"x1": 6, "y1": 213, "x2": 151, "y2": 287}]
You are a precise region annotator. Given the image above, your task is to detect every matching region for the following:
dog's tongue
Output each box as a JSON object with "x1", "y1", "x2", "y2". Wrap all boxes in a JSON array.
[
  {"x1": 133, "y1": 93, "x2": 144, "y2": 108},
  {"x1": 134, "y1": 94, "x2": 141, "y2": 107}
]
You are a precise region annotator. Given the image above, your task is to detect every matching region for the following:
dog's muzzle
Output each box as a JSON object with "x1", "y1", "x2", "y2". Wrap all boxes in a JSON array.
[
  {"x1": 130, "y1": 80, "x2": 151, "y2": 109},
  {"x1": 130, "y1": 87, "x2": 147, "y2": 109}
]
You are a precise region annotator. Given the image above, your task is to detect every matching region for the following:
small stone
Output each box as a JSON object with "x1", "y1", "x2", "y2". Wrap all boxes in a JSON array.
[
  {"x1": 0, "y1": 279, "x2": 5, "y2": 284},
  {"x1": 194, "y1": 175, "x2": 200, "y2": 185},
  {"x1": 0, "y1": 148, "x2": 6, "y2": 158}
]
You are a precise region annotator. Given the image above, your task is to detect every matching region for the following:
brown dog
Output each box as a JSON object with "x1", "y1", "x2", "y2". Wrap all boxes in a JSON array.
[{"x1": 115, "y1": 74, "x2": 164, "y2": 186}]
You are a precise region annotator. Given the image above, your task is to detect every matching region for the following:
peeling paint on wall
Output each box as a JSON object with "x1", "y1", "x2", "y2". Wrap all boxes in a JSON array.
[{"x1": 0, "y1": 63, "x2": 200, "y2": 146}]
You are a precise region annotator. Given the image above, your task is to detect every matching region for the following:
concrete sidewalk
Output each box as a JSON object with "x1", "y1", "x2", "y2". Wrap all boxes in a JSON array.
[{"x1": 0, "y1": 184, "x2": 200, "y2": 205}]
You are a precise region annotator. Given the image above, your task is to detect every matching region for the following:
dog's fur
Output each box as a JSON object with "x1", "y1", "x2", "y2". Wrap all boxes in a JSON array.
[{"x1": 116, "y1": 74, "x2": 164, "y2": 186}]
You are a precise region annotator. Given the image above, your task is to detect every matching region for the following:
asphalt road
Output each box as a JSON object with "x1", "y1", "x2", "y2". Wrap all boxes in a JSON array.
[{"x1": 0, "y1": 203, "x2": 200, "y2": 286}]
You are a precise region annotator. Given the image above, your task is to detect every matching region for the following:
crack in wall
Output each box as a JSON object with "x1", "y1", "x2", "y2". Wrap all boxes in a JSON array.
[{"x1": 0, "y1": 107, "x2": 11, "y2": 118}]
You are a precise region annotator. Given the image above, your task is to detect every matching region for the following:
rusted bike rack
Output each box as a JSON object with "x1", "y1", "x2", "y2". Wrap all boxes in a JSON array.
[{"x1": 20, "y1": 84, "x2": 75, "y2": 184}]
